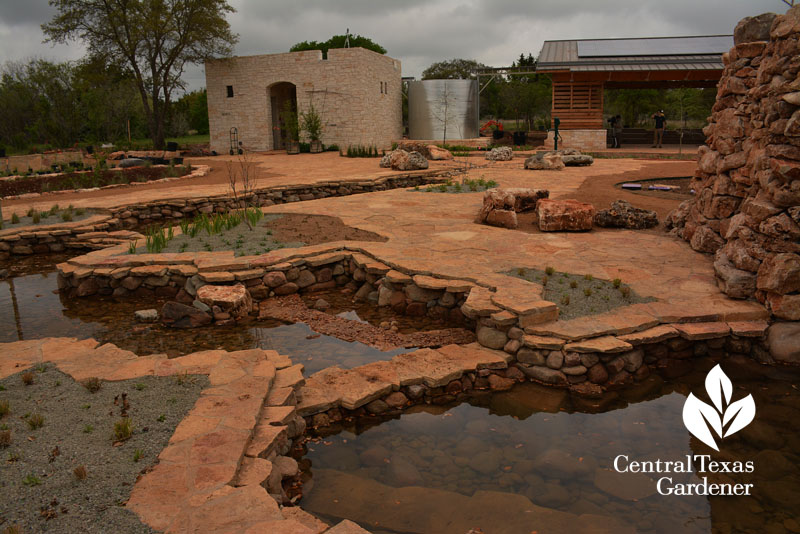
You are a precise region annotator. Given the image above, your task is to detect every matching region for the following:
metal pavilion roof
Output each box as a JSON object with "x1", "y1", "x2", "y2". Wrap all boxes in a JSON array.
[{"x1": 537, "y1": 35, "x2": 732, "y2": 72}]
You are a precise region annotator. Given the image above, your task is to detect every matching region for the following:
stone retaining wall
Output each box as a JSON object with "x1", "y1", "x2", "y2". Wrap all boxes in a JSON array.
[
  {"x1": 108, "y1": 170, "x2": 449, "y2": 228},
  {"x1": 666, "y1": 8, "x2": 800, "y2": 321},
  {"x1": 0, "y1": 215, "x2": 133, "y2": 260},
  {"x1": 294, "y1": 324, "x2": 772, "y2": 430}
]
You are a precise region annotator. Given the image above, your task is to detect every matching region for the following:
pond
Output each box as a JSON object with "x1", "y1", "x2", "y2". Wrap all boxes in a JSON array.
[
  {"x1": 0, "y1": 254, "x2": 415, "y2": 375},
  {"x1": 297, "y1": 358, "x2": 800, "y2": 534}
]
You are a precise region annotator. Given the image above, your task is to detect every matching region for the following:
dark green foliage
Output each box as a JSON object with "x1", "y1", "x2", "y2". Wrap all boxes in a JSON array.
[
  {"x1": 290, "y1": 34, "x2": 386, "y2": 58},
  {"x1": 344, "y1": 145, "x2": 380, "y2": 158}
]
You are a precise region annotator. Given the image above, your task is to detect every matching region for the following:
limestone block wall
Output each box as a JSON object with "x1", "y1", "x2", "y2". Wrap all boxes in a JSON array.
[
  {"x1": 206, "y1": 48, "x2": 402, "y2": 153},
  {"x1": 666, "y1": 8, "x2": 800, "y2": 321},
  {"x1": 544, "y1": 129, "x2": 606, "y2": 151}
]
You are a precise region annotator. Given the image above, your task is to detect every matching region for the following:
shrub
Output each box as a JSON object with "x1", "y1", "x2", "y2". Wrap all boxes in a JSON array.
[
  {"x1": 613, "y1": 278, "x2": 622, "y2": 288},
  {"x1": 27, "y1": 413, "x2": 44, "y2": 430},
  {"x1": 83, "y1": 377, "x2": 102, "y2": 393},
  {"x1": 10, "y1": 213, "x2": 19, "y2": 224},
  {"x1": 62, "y1": 211, "x2": 73, "y2": 222},
  {"x1": 560, "y1": 295, "x2": 570, "y2": 306},
  {"x1": 0, "y1": 400, "x2": 9, "y2": 418},
  {"x1": 0, "y1": 430, "x2": 10, "y2": 448},
  {"x1": 584, "y1": 288, "x2": 592, "y2": 297},
  {"x1": 113, "y1": 418, "x2": 133, "y2": 441},
  {"x1": 21, "y1": 372, "x2": 34, "y2": 385},
  {"x1": 74, "y1": 465, "x2": 88, "y2": 480},
  {"x1": 545, "y1": 266, "x2": 555, "y2": 276},
  {"x1": 569, "y1": 281, "x2": 578, "y2": 289},
  {"x1": 584, "y1": 274, "x2": 593, "y2": 281}
]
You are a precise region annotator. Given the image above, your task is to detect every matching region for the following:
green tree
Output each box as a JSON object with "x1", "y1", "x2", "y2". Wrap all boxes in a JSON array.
[
  {"x1": 422, "y1": 58, "x2": 488, "y2": 80},
  {"x1": 290, "y1": 34, "x2": 386, "y2": 58},
  {"x1": 43, "y1": 0, "x2": 238, "y2": 149}
]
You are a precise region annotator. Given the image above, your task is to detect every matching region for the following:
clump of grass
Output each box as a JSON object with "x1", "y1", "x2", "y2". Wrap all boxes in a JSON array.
[
  {"x1": 545, "y1": 266, "x2": 555, "y2": 276},
  {"x1": 27, "y1": 413, "x2": 44, "y2": 430},
  {"x1": 3, "y1": 524, "x2": 22, "y2": 534},
  {"x1": 516, "y1": 268, "x2": 525, "y2": 276},
  {"x1": 74, "y1": 465, "x2": 88, "y2": 480},
  {"x1": 113, "y1": 418, "x2": 133, "y2": 441},
  {"x1": 0, "y1": 430, "x2": 11, "y2": 448},
  {"x1": 61, "y1": 211, "x2": 73, "y2": 222},
  {"x1": 0, "y1": 400, "x2": 9, "y2": 418},
  {"x1": 83, "y1": 424, "x2": 94, "y2": 434},
  {"x1": 49, "y1": 204, "x2": 59, "y2": 216},
  {"x1": 613, "y1": 278, "x2": 622, "y2": 288},
  {"x1": 541, "y1": 275, "x2": 548, "y2": 286},
  {"x1": 560, "y1": 294, "x2": 570, "y2": 306},
  {"x1": 26, "y1": 207, "x2": 34, "y2": 217},
  {"x1": 157, "y1": 414, "x2": 166, "y2": 422},
  {"x1": 11, "y1": 213, "x2": 20, "y2": 224},
  {"x1": 22, "y1": 474, "x2": 41, "y2": 487},
  {"x1": 75, "y1": 208, "x2": 85, "y2": 216},
  {"x1": 31, "y1": 212, "x2": 41, "y2": 223},
  {"x1": 134, "y1": 383, "x2": 146, "y2": 391},
  {"x1": 128, "y1": 240, "x2": 138, "y2": 254},
  {"x1": 133, "y1": 449, "x2": 144, "y2": 462},
  {"x1": 584, "y1": 288, "x2": 593, "y2": 297},
  {"x1": 21, "y1": 372, "x2": 34, "y2": 386},
  {"x1": 621, "y1": 286, "x2": 631, "y2": 299},
  {"x1": 584, "y1": 274, "x2": 593, "y2": 281},
  {"x1": 569, "y1": 280, "x2": 578, "y2": 289},
  {"x1": 83, "y1": 377, "x2": 102, "y2": 393}
]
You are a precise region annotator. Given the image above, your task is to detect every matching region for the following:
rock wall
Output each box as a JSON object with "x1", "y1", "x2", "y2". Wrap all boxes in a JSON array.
[{"x1": 667, "y1": 8, "x2": 800, "y2": 321}]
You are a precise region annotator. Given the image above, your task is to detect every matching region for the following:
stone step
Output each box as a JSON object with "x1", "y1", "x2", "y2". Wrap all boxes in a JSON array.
[
  {"x1": 274, "y1": 364, "x2": 306, "y2": 390},
  {"x1": 234, "y1": 457, "x2": 273, "y2": 487},
  {"x1": 245, "y1": 424, "x2": 289, "y2": 460}
]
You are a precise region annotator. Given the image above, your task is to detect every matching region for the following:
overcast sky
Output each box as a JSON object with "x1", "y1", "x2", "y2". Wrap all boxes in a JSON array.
[{"x1": 0, "y1": 0, "x2": 783, "y2": 92}]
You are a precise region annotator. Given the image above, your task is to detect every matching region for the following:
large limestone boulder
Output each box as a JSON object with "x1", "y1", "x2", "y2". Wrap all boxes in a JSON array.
[
  {"x1": 767, "y1": 322, "x2": 800, "y2": 363},
  {"x1": 475, "y1": 188, "x2": 549, "y2": 229},
  {"x1": 733, "y1": 12, "x2": 777, "y2": 44},
  {"x1": 524, "y1": 153, "x2": 564, "y2": 171},
  {"x1": 427, "y1": 145, "x2": 453, "y2": 160},
  {"x1": 540, "y1": 149, "x2": 594, "y2": 166},
  {"x1": 537, "y1": 199, "x2": 595, "y2": 231},
  {"x1": 485, "y1": 146, "x2": 513, "y2": 161},
  {"x1": 594, "y1": 200, "x2": 659, "y2": 229},
  {"x1": 380, "y1": 149, "x2": 429, "y2": 171},
  {"x1": 196, "y1": 283, "x2": 253, "y2": 319}
]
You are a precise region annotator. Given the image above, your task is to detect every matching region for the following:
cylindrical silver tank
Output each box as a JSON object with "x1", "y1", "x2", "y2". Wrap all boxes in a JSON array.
[{"x1": 408, "y1": 79, "x2": 479, "y2": 140}]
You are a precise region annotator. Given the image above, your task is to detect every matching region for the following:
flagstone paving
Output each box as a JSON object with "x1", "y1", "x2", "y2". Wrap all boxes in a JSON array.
[{"x1": 0, "y1": 154, "x2": 773, "y2": 532}]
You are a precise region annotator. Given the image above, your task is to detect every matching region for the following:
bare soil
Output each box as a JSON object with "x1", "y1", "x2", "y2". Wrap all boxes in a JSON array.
[
  {"x1": 266, "y1": 213, "x2": 388, "y2": 245},
  {"x1": 260, "y1": 295, "x2": 475, "y2": 350},
  {"x1": 553, "y1": 160, "x2": 696, "y2": 220}
]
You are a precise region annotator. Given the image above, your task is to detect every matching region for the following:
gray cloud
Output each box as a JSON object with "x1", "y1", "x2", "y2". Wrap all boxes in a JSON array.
[{"x1": 0, "y1": 0, "x2": 786, "y2": 92}]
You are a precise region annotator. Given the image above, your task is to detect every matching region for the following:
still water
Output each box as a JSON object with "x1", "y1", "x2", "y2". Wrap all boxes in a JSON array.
[
  {"x1": 0, "y1": 255, "x2": 411, "y2": 375},
  {"x1": 299, "y1": 359, "x2": 800, "y2": 534}
]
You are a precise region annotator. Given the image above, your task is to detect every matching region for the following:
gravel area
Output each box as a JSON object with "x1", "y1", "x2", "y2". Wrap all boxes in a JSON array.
[
  {"x1": 0, "y1": 364, "x2": 207, "y2": 533},
  {"x1": 137, "y1": 213, "x2": 387, "y2": 257},
  {"x1": 506, "y1": 267, "x2": 655, "y2": 321}
]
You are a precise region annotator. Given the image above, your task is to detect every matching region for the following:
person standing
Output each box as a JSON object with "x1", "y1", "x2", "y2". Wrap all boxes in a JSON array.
[
  {"x1": 613, "y1": 114, "x2": 623, "y2": 148},
  {"x1": 652, "y1": 110, "x2": 666, "y2": 148}
]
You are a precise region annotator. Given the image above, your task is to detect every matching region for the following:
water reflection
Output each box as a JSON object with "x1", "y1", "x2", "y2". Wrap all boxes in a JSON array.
[
  {"x1": 0, "y1": 256, "x2": 412, "y2": 373},
  {"x1": 299, "y1": 358, "x2": 800, "y2": 534}
]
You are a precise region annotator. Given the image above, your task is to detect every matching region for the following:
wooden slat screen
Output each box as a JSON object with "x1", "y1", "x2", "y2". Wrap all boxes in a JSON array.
[{"x1": 551, "y1": 82, "x2": 604, "y2": 129}]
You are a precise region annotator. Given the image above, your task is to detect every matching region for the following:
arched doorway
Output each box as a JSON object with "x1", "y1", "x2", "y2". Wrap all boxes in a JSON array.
[{"x1": 269, "y1": 82, "x2": 297, "y2": 150}]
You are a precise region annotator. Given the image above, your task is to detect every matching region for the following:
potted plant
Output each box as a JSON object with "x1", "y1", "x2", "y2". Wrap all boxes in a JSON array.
[
  {"x1": 281, "y1": 101, "x2": 300, "y2": 154},
  {"x1": 301, "y1": 104, "x2": 324, "y2": 153}
]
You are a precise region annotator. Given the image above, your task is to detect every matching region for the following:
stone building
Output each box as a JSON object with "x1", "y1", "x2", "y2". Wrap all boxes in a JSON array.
[{"x1": 205, "y1": 48, "x2": 402, "y2": 154}]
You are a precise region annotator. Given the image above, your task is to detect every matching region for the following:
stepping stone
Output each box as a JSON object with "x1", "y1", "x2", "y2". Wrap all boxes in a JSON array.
[
  {"x1": 234, "y1": 457, "x2": 273, "y2": 487},
  {"x1": 673, "y1": 322, "x2": 730, "y2": 340},
  {"x1": 246, "y1": 424, "x2": 289, "y2": 460},
  {"x1": 274, "y1": 364, "x2": 305, "y2": 390},
  {"x1": 564, "y1": 336, "x2": 632, "y2": 354}
]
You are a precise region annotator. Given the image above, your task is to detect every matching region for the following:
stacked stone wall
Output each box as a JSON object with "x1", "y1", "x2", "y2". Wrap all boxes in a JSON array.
[{"x1": 667, "y1": 8, "x2": 800, "y2": 321}]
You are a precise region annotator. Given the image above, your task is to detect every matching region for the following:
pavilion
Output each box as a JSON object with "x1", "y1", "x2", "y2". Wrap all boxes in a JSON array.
[{"x1": 536, "y1": 35, "x2": 732, "y2": 150}]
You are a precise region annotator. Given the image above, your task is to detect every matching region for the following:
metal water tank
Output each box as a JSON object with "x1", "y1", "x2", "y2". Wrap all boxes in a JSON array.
[{"x1": 408, "y1": 79, "x2": 479, "y2": 141}]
